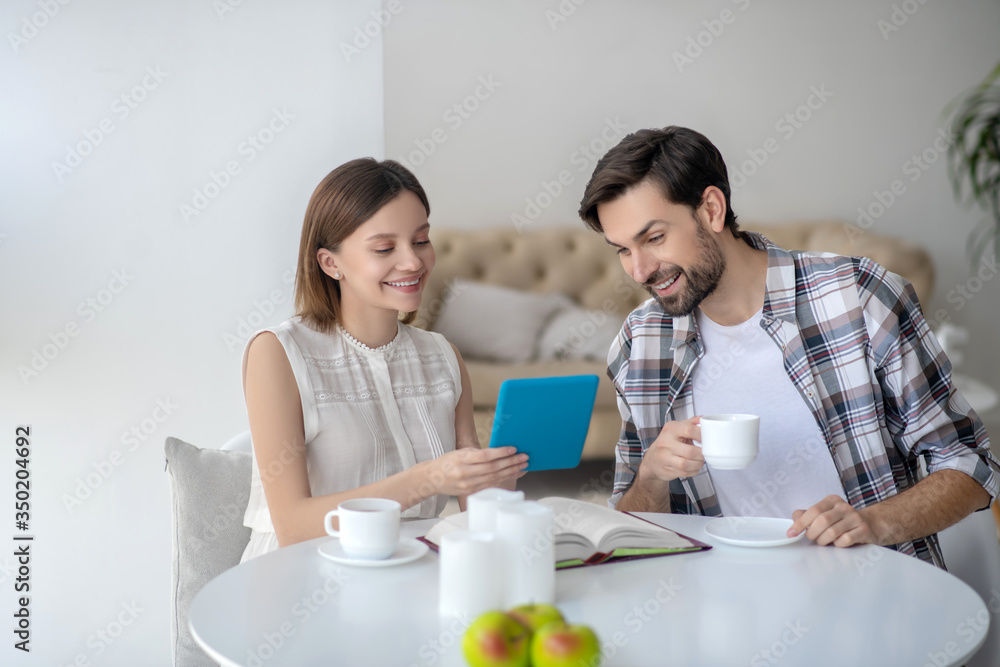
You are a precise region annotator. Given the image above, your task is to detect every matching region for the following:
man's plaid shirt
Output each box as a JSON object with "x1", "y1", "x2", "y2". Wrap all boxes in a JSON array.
[{"x1": 607, "y1": 233, "x2": 998, "y2": 567}]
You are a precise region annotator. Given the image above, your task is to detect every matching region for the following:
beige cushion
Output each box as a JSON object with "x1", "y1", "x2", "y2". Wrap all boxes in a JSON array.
[
  {"x1": 537, "y1": 305, "x2": 625, "y2": 362},
  {"x1": 430, "y1": 280, "x2": 571, "y2": 362}
]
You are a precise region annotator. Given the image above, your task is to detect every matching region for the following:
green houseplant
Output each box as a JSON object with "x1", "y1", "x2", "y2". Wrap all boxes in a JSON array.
[{"x1": 947, "y1": 61, "x2": 1000, "y2": 265}]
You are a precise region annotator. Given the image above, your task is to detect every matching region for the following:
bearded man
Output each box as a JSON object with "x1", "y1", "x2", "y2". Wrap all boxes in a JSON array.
[{"x1": 578, "y1": 126, "x2": 996, "y2": 566}]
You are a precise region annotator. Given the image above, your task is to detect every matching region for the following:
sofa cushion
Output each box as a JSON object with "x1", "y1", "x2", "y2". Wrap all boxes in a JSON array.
[
  {"x1": 431, "y1": 280, "x2": 571, "y2": 363},
  {"x1": 537, "y1": 305, "x2": 624, "y2": 362}
]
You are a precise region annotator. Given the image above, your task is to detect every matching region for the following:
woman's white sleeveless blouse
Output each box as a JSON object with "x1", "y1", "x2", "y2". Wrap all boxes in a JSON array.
[{"x1": 239, "y1": 318, "x2": 461, "y2": 562}]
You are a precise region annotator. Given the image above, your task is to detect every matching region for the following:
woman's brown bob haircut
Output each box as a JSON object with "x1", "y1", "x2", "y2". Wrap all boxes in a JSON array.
[
  {"x1": 295, "y1": 158, "x2": 430, "y2": 333},
  {"x1": 578, "y1": 126, "x2": 741, "y2": 238}
]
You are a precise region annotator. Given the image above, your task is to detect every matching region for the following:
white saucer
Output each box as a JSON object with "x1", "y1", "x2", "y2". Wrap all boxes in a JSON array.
[
  {"x1": 317, "y1": 537, "x2": 429, "y2": 567},
  {"x1": 704, "y1": 517, "x2": 804, "y2": 548}
]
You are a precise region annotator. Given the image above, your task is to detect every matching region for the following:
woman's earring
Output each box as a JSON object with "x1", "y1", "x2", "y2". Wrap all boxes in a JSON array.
[{"x1": 334, "y1": 272, "x2": 341, "y2": 279}]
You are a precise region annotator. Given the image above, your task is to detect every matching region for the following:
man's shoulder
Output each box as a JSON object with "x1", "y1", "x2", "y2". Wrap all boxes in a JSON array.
[
  {"x1": 784, "y1": 249, "x2": 920, "y2": 331},
  {"x1": 788, "y1": 249, "x2": 906, "y2": 297},
  {"x1": 788, "y1": 247, "x2": 863, "y2": 273}
]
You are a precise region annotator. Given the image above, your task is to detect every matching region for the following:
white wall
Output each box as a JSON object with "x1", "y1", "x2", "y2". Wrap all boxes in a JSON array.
[
  {"x1": 0, "y1": 0, "x2": 383, "y2": 663},
  {"x1": 384, "y1": 0, "x2": 1000, "y2": 405}
]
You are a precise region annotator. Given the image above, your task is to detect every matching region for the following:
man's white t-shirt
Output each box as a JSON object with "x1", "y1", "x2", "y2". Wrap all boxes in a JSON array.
[{"x1": 691, "y1": 307, "x2": 845, "y2": 518}]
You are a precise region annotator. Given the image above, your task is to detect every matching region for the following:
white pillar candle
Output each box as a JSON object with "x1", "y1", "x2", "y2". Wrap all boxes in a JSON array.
[
  {"x1": 438, "y1": 530, "x2": 504, "y2": 618},
  {"x1": 496, "y1": 501, "x2": 555, "y2": 607},
  {"x1": 467, "y1": 487, "x2": 525, "y2": 534}
]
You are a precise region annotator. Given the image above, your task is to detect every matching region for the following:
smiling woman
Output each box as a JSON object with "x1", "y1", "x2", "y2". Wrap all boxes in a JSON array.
[{"x1": 239, "y1": 159, "x2": 528, "y2": 561}]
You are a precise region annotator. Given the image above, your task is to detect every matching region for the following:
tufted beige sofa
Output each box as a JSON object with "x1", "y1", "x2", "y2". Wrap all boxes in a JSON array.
[{"x1": 414, "y1": 222, "x2": 935, "y2": 460}]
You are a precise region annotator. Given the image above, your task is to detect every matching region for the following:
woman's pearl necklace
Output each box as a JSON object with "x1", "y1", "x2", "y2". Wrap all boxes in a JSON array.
[{"x1": 340, "y1": 327, "x2": 396, "y2": 352}]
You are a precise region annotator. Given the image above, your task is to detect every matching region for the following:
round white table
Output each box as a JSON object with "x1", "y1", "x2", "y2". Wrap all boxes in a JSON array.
[{"x1": 189, "y1": 514, "x2": 989, "y2": 666}]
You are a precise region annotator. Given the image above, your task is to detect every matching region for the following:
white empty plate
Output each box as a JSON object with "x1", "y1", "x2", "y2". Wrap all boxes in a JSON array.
[
  {"x1": 317, "y1": 537, "x2": 429, "y2": 567},
  {"x1": 704, "y1": 517, "x2": 805, "y2": 548}
]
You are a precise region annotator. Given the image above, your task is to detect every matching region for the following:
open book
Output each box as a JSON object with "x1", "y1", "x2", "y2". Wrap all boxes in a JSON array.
[{"x1": 422, "y1": 497, "x2": 709, "y2": 569}]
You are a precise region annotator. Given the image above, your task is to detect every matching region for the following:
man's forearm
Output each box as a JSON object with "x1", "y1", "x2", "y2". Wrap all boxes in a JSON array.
[
  {"x1": 616, "y1": 468, "x2": 673, "y2": 513},
  {"x1": 861, "y1": 469, "x2": 992, "y2": 546}
]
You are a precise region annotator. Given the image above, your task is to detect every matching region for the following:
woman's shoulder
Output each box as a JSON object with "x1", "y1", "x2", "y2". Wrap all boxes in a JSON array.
[
  {"x1": 283, "y1": 316, "x2": 346, "y2": 347},
  {"x1": 401, "y1": 322, "x2": 443, "y2": 344},
  {"x1": 246, "y1": 315, "x2": 310, "y2": 340},
  {"x1": 399, "y1": 323, "x2": 455, "y2": 354},
  {"x1": 245, "y1": 316, "x2": 346, "y2": 361},
  {"x1": 397, "y1": 324, "x2": 462, "y2": 390},
  {"x1": 397, "y1": 324, "x2": 461, "y2": 366}
]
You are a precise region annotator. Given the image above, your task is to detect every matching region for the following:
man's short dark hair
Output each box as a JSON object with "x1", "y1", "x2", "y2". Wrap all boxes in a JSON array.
[{"x1": 578, "y1": 126, "x2": 741, "y2": 237}]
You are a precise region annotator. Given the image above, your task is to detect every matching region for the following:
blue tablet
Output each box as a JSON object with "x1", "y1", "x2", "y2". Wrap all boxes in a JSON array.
[{"x1": 489, "y1": 375, "x2": 599, "y2": 471}]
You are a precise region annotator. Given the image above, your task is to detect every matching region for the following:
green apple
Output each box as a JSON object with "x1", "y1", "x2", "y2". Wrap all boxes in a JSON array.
[
  {"x1": 530, "y1": 621, "x2": 602, "y2": 667},
  {"x1": 507, "y1": 603, "x2": 565, "y2": 633},
  {"x1": 462, "y1": 610, "x2": 531, "y2": 667}
]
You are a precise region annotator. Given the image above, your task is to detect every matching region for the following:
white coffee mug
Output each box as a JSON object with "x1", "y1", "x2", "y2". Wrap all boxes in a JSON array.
[
  {"x1": 324, "y1": 498, "x2": 401, "y2": 560},
  {"x1": 697, "y1": 414, "x2": 760, "y2": 469}
]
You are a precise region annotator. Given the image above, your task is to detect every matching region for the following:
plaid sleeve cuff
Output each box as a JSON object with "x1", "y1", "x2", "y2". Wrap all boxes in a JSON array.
[
  {"x1": 608, "y1": 491, "x2": 623, "y2": 509},
  {"x1": 926, "y1": 446, "x2": 1000, "y2": 502},
  {"x1": 609, "y1": 441, "x2": 640, "y2": 509}
]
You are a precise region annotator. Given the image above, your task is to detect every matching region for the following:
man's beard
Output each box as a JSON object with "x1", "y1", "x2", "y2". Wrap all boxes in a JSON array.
[{"x1": 644, "y1": 224, "x2": 725, "y2": 317}]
